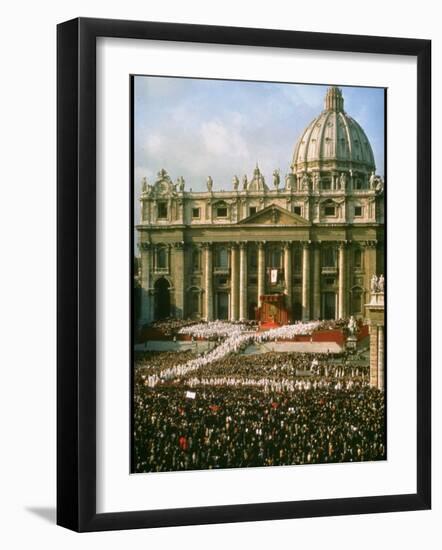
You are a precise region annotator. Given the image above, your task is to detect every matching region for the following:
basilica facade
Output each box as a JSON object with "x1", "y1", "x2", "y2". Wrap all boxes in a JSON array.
[{"x1": 136, "y1": 86, "x2": 384, "y2": 324}]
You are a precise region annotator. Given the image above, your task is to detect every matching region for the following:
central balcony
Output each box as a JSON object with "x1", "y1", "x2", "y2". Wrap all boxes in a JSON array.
[
  {"x1": 266, "y1": 267, "x2": 285, "y2": 285},
  {"x1": 213, "y1": 266, "x2": 230, "y2": 276}
]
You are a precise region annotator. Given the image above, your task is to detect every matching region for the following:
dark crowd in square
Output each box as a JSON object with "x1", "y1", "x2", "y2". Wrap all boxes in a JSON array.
[{"x1": 132, "y1": 344, "x2": 385, "y2": 473}]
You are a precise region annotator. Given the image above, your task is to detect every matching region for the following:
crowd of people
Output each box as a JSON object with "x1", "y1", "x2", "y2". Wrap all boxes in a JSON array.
[
  {"x1": 133, "y1": 382, "x2": 385, "y2": 473},
  {"x1": 132, "y1": 319, "x2": 382, "y2": 474},
  {"x1": 148, "y1": 317, "x2": 347, "y2": 340},
  {"x1": 149, "y1": 318, "x2": 198, "y2": 337},
  {"x1": 141, "y1": 321, "x2": 335, "y2": 388},
  {"x1": 134, "y1": 350, "x2": 196, "y2": 375},
  {"x1": 178, "y1": 320, "x2": 252, "y2": 339},
  {"x1": 164, "y1": 351, "x2": 368, "y2": 381}
]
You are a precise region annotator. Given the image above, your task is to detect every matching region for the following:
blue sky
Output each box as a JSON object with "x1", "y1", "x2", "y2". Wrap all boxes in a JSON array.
[{"x1": 134, "y1": 76, "x2": 385, "y2": 208}]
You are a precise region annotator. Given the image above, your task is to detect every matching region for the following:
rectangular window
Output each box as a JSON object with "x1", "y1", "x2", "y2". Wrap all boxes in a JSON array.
[
  {"x1": 354, "y1": 178, "x2": 365, "y2": 190},
  {"x1": 354, "y1": 206, "x2": 363, "y2": 217},
  {"x1": 192, "y1": 248, "x2": 200, "y2": 271},
  {"x1": 293, "y1": 206, "x2": 302, "y2": 215},
  {"x1": 215, "y1": 247, "x2": 228, "y2": 268},
  {"x1": 249, "y1": 249, "x2": 258, "y2": 270},
  {"x1": 157, "y1": 202, "x2": 168, "y2": 219},
  {"x1": 190, "y1": 292, "x2": 200, "y2": 315},
  {"x1": 322, "y1": 178, "x2": 332, "y2": 190},
  {"x1": 352, "y1": 292, "x2": 363, "y2": 313},
  {"x1": 192, "y1": 207, "x2": 200, "y2": 218},
  {"x1": 249, "y1": 206, "x2": 257, "y2": 216},
  {"x1": 217, "y1": 207, "x2": 228, "y2": 218},
  {"x1": 293, "y1": 248, "x2": 302, "y2": 271},
  {"x1": 324, "y1": 205, "x2": 336, "y2": 216},
  {"x1": 156, "y1": 247, "x2": 167, "y2": 269},
  {"x1": 322, "y1": 247, "x2": 337, "y2": 267}
]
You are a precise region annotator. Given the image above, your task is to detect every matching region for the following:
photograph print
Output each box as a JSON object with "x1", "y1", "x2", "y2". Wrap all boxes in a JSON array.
[{"x1": 132, "y1": 76, "x2": 386, "y2": 474}]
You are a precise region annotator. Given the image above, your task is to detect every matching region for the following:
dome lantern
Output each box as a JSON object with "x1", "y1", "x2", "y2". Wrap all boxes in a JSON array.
[{"x1": 324, "y1": 86, "x2": 344, "y2": 112}]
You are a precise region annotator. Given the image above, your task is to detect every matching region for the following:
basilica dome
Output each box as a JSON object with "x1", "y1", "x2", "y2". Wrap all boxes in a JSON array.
[{"x1": 291, "y1": 87, "x2": 375, "y2": 175}]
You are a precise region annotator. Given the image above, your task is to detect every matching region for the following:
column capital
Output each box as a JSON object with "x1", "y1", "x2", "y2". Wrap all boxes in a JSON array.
[
  {"x1": 239, "y1": 241, "x2": 248, "y2": 250},
  {"x1": 362, "y1": 240, "x2": 378, "y2": 249},
  {"x1": 202, "y1": 242, "x2": 212, "y2": 250},
  {"x1": 338, "y1": 240, "x2": 349, "y2": 249},
  {"x1": 257, "y1": 241, "x2": 266, "y2": 249},
  {"x1": 301, "y1": 240, "x2": 312, "y2": 249},
  {"x1": 138, "y1": 241, "x2": 152, "y2": 251}
]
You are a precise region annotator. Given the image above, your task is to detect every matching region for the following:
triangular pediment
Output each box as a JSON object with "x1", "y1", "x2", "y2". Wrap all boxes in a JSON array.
[{"x1": 238, "y1": 204, "x2": 310, "y2": 226}]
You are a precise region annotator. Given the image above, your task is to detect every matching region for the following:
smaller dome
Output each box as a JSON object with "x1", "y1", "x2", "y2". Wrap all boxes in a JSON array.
[
  {"x1": 291, "y1": 87, "x2": 376, "y2": 173},
  {"x1": 247, "y1": 164, "x2": 268, "y2": 192}
]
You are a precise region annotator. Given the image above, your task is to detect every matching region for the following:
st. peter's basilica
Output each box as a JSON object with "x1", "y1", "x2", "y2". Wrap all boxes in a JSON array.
[{"x1": 136, "y1": 86, "x2": 384, "y2": 326}]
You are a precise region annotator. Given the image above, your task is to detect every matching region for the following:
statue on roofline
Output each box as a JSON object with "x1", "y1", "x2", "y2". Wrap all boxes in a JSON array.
[{"x1": 273, "y1": 169, "x2": 280, "y2": 189}]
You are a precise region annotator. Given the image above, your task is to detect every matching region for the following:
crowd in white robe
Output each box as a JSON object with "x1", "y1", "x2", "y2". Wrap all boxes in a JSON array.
[
  {"x1": 178, "y1": 321, "x2": 250, "y2": 339},
  {"x1": 144, "y1": 320, "x2": 335, "y2": 388},
  {"x1": 184, "y1": 376, "x2": 357, "y2": 392}
]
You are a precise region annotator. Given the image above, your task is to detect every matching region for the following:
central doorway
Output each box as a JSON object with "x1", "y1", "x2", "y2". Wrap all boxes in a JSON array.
[{"x1": 217, "y1": 292, "x2": 229, "y2": 320}]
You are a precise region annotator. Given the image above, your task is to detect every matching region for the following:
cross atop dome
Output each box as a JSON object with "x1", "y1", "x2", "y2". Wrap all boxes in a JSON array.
[{"x1": 324, "y1": 86, "x2": 344, "y2": 112}]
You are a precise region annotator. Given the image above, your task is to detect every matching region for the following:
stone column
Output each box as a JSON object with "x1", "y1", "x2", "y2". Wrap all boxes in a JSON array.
[
  {"x1": 377, "y1": 325, "x2": 385, "y2": 391},
  {"x1": 338, "y1": 242, "x2": 347, "y2": 319},
  {"x1": 203, "y1": 243, "x2": 213, "y2": 321},
  {"x1": 230, "y1": 243, "x2": 239, "y2": 321},
  {"x1": 239, "y1": 242, "x2": 248, "y2": 320},
  {"x1": 139, "y1": 242, "x2": 152, "y2": 324},
  {"x1": 173, "y1": 242, "x2": 185, "y2": 319},
  {"x1": 369, "y1": 325, "x2": 379, "y2": 388},
  {"x1": 364, "y1": 241, "x2": 377, "y2": 299},
  {"x1": 366, "y1": 289, "x2": 384, "y2": 390},
  {"x1": 312, "y1": 243, "x2": 321, "y2": 320},
  {"x1": 257, "y1": 242, "x2": 265, "y2": 307},
  {"x1": 302, "y1": 242, "x2": 311, "y2": 321},
  {"x1": 284, "y1": 242, "x2": 292, "y2": 317}
]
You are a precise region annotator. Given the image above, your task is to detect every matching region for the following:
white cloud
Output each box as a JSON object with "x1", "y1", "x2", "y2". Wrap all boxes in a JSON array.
[
  {"x1": 145, "y1": 133, "x2": 164, "y2": 155},
  {"x1": 200, "y1": 118, "x2": 249, "y2": 159}
]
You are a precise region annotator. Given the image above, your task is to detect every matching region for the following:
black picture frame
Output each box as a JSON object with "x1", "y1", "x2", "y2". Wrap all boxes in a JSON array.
[{"x1": 57, "y1": 17, "x2": 431, "y2": 532}]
